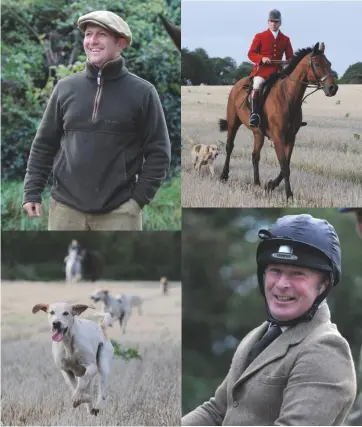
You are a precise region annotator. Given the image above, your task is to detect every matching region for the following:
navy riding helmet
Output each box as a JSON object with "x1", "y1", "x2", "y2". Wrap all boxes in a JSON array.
[{"x1": 256, "y1": 214, "x2": 341, "y2": 326}]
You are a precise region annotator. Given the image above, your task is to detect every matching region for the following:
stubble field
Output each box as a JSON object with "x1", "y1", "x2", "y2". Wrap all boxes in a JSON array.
[
  {"x1": 182, "y1": 85, "x2": 362, "y2": 207},
  {"x1": 1, "y1": 281, "x2": 181, "y2": 426}
]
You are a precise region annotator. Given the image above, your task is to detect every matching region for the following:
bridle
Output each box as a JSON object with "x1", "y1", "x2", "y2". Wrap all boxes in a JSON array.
[{"x1": 283, "y1": 52, "x2": 334, "y2": 103}]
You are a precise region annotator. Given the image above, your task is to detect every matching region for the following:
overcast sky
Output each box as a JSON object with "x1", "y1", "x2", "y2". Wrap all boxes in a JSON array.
[{"x1": 181, "y1": 0, "x2": 362, "y2": 77}]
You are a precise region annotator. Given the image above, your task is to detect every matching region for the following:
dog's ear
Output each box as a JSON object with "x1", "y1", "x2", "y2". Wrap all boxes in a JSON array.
[
  {"x1": 32, "y1": 303, "x2": 49, "y2": 314},
  {"x1": 104, "y1": 290, "x2": 109, "y2": 295},
  {"x1": 72, "y1": 304, "x2": 95, "y2": 316},
  {"x1": 206, "y1": 146, "x2": 210, "y2": 153}
]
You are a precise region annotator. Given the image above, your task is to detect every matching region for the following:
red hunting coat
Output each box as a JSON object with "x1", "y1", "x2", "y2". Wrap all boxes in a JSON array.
[{"x1": 248, "y1": 29, "x2": 293, "y2": 78}]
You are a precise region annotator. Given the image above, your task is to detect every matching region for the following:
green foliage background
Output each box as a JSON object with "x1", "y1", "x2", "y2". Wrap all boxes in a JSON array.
[
  {"x1": 1, "y1": 231, "x2": 181, "y2": 281},
  {"x1": 182, "y1": 208, "x2": 362, "y2": 415}
]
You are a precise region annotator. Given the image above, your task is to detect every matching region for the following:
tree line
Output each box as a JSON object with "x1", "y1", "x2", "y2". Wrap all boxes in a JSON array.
[{"x1": 182, "y1": 47, "x2": 362, "y2": 85}]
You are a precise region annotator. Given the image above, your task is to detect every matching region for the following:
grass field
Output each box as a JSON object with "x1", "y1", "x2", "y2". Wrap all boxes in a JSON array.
[
  {"x1": 1, "y1": 281, "x2": 181, "y2": 426},
  {"x1": 181, "y1": 85, "x2": 362, "y2": 207},
  {"x1": 1, "y1": 172, "x2": 181, "y2": 231}
]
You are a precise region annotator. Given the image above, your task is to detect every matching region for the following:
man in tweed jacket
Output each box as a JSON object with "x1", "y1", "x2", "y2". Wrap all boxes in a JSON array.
[{"x1": 182, "y1": 214, "x2": 356, "y2": 426}]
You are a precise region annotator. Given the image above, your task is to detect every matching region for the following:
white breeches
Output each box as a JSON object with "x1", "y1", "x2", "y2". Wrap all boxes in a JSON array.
[{"x1": 252, "y1": 76, "x2": 266, "y2": 89}]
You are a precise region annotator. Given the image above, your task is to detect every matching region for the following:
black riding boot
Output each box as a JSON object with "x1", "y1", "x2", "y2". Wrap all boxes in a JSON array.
[{"x1": 249, "y1": 89, "x2": 261, "y2": 128}]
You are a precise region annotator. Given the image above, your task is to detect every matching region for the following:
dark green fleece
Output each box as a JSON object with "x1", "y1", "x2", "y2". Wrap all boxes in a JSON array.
[{"x1": 23, "y1": 56, "x2": 171, "y2": 212}]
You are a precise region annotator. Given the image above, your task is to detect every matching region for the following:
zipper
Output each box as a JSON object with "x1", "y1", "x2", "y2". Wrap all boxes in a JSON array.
[{"x1": 92, "y1": 70, "x2": 103, "y2": 122}]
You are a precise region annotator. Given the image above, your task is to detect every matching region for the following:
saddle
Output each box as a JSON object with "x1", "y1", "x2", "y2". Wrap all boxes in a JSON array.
[
  {"x1": 243, "y1": 72, "x2": 281, "y2": 111},
  {"x1": 242, "y1": 73, "x2": 307, "y2": 132}
]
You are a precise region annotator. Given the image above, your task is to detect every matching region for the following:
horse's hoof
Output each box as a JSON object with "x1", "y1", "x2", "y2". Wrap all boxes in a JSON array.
[
  {"x1": 254, "y1": 180, "x2": 261, "y2": 186},
  {"x1": 265, "y1": 181, "x2": 275, "y2": 192},
  {"x1": 286, "y1": 192, "x2": 294, "y2": 201},
  {"x1": 220, "y1": 173, "x2": 229, "y2": 182},
  {"x1": 91, "y1": 408, "x2": 99, "y2": 416}
]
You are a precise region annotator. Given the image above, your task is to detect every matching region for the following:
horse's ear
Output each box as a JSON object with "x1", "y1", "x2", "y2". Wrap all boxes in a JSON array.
[
  {"x1": 312, "y1": 42, "x2": 319, "y2": 55},
  {"x1": 319, "y1": 42, "x2": 325, "y2": 53}
]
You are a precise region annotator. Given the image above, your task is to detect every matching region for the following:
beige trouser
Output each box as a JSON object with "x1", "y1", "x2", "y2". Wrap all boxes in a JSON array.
[{"x1": 48, "y1": 197, "x2": 142, "y2": 231}]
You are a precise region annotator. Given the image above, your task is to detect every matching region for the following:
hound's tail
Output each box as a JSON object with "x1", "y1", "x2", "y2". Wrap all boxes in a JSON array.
[
  {"x1": 219, "y1": 119, "x2": 228, "y2": 132},
  {"x1": 92, "y1": 312, "x2": 113, "y2": 337}
]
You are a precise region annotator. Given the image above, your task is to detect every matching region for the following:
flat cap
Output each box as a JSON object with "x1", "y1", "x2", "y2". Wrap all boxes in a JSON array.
[{"x1": 77, "y1": 11, "x2": 132, "y2": 47}]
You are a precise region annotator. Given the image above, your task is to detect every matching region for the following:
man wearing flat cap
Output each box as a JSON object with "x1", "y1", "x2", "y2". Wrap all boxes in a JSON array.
[
  {"x1": 23, "y1": 10, "x2": 171, "y2": 230},
  {"x1": 248, "y1": 9, "x2": 294, "y2": 128},
  {"x1": 183, "y1": 214, "x2": 356, "y2": 425}
]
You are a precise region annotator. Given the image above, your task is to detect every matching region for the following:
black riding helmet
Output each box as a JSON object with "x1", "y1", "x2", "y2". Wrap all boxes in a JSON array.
[{"x1": 256, "y1": 214, "x2": 341, "y2": 326}]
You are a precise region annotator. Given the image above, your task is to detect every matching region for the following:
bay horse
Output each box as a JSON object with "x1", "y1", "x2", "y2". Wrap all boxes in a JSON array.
[{"x1": 219, "y1": 42, "x2": 338, "y2": 200}]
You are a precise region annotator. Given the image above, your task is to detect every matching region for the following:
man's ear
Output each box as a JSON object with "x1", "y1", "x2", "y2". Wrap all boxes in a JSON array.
[
  {"x1": 118, "y1": 37, "x2": 127, "y2": 51},
  {"x1": 318, "y1": 279, "x2": 328, "y2": 295}
]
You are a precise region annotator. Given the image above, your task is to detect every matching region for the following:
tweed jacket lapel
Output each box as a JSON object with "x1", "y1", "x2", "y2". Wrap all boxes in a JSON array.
[{"x1": 232, "y1": 304, "x2": 331, "y2": 391}]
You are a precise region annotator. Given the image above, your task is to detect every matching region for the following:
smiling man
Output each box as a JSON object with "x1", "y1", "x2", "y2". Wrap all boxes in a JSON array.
[
  {"x1": 182, "y1": 214, "x2": 357, "y2": 426},
  {"x1": 22, "y1": 10, "x2": 171, "y2": 230}
]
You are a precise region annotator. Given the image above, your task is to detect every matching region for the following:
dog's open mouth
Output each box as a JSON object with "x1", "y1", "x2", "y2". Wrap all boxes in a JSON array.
[{"x1": 52, "y1": 327, "x2": 68, "y2": 342}]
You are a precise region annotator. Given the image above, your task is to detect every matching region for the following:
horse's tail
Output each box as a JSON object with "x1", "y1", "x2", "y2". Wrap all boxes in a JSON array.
[{"x1": 218, "y1": 118, "x2": 228, "y2": 132}]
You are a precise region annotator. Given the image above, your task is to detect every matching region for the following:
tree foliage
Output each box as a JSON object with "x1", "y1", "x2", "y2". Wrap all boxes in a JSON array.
[
  {"x1": 1, "y1": 0, "x2": 181, "y2": 181},
  {"x1": 182, "y1": 46, "x2": 359, "y2": 86},
  {"x1": 339, "y1": 62, "x2": 362, "y2": 84},
  {"x1": 181, "y1": 48, "x2": 252, "y2": 85}
]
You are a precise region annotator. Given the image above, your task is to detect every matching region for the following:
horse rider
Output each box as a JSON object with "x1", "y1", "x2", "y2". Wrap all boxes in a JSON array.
[{"x1": 248, "y1": 9, "x2": 294, "y2": 128}]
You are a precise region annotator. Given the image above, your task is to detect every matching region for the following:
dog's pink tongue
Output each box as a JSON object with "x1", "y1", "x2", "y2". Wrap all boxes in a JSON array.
[{"x1": 52, "y1": 330, "x2": 63, "y2": 342}]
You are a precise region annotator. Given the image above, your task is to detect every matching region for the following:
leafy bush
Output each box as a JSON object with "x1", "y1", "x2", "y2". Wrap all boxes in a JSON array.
[{"x1": 1, "y1": 172, "x2": 181, "y2": 230}]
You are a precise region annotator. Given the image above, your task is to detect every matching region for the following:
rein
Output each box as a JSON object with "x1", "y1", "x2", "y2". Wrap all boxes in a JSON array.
[{"x1": 282, "y1": 54, "x2": 333, "y2": 103}]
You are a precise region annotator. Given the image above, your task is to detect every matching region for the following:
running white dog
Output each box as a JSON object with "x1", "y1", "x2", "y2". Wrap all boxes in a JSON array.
[
  {"x1": 90, "y1": 289, "x2": 130, "y2": 334},
  {"x1": 32, "y1": 302, "x2": 114, "y2": 416}
]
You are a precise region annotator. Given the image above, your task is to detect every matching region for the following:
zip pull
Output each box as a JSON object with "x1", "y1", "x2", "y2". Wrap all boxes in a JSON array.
[{"x1": 97, "y1": 70, "x2": 101, "y2": 86}]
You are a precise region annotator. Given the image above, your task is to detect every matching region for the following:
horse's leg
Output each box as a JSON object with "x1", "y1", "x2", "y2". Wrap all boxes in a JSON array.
[
  {"x1": 252, "y1": 132, "x2": 265, "y2": 186},
  {"x1": 283, "y1": 136, "x2": 296, "y2": 200},
  {"x1": 220, "y1": 113, "x2": 241, "y2": 182},
  {"x1": 266, "y1": 135, "x2": 293, "y2": 200}
]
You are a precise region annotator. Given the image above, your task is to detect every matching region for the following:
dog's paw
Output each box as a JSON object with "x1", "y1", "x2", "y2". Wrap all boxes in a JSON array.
[{"x1": 72, "y1": 391, "x2": 92, "y2": 408}]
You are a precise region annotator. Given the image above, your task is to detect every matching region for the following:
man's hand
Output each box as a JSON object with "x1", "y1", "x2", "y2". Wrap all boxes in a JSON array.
[
  {"x1": 23, "y1": 202, "x2": 41, "y2": 217},
  {"x1": 262, "y1": 57, "x2": 272, "y2": 64}
]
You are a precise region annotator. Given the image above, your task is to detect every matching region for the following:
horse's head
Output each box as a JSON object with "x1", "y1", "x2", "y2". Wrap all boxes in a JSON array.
[{"x1": 307, "y1": 42, "x2": 338, "y2": 97}]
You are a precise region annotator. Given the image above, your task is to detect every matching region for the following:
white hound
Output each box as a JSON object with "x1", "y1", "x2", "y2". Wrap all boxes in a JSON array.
[
  {"x1": 90, "y1": 289, "x2": 130, "y2": 334},
  {"x1": 32, "y1": 302, "x2": 114, "y2": 416},
  {"x1": 115, "y1": 293, "x2": 143, "y2": 316}
]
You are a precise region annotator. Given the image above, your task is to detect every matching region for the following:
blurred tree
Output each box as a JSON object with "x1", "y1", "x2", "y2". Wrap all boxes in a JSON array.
[{"x1": 339, "y1": 62, "x2": 362, "y2": 83}]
